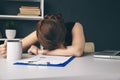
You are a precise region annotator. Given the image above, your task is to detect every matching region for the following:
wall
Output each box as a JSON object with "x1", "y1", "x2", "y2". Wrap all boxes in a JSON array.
[
  {"x1": 45, "y1": 0, "x2": 120, "y2": 51},
  {"x1": 0, "y1": 0, "x2": 120, "y2": 51}
]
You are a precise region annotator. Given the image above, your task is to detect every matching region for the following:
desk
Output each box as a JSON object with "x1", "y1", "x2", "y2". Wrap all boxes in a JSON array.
[{"x1": 0, "y1": 53, "x2": 120, "y2": 80}]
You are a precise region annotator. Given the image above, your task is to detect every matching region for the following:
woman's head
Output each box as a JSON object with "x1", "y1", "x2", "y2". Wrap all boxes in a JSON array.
[{"x1": 36, "y1": 13, "x2": 66, "y2": 50}]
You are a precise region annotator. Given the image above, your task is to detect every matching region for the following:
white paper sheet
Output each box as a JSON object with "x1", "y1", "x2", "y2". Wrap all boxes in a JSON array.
[{"x1": 14, "y1": 54, "x2": 73, "y2": 65}]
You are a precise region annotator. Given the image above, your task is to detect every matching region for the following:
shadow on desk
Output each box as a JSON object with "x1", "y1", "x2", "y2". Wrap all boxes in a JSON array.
[{"x1": 83, "y1": 52, "x2": 93, "y2": 57}]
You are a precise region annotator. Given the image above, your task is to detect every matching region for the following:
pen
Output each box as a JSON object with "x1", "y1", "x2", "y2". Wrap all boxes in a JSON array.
[{"x1": 28, "y1": 61, "x2": 50, "y2": 65}]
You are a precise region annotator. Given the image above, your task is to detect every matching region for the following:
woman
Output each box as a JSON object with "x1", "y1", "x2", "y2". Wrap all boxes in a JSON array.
[{"x1": 0, "y1": 13, "x2": 85, "y2": 58}]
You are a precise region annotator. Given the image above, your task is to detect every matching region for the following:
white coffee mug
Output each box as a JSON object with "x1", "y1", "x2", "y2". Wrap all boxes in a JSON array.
[{"x1": 7, "y1": 40, "x2": 22, "y2": 62}]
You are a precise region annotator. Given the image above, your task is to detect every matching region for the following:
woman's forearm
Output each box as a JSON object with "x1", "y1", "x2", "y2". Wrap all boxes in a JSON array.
[
  {"x1": 22, "y1": 31, "x2": 38, "y2": 51},
  {"x1": 43, "y1": 46, "x2": 83, "y2": 57}
]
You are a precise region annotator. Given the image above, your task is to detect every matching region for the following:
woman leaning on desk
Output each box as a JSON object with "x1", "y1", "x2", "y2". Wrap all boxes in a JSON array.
[{"x1": 0, "y1": 13, "x2": 85, "y2": 58}]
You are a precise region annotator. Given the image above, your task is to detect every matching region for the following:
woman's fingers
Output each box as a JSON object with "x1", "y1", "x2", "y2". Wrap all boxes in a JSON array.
[
  {"x1": 0, "y1": 40, "x2": 7, "y2": 58},
  {"x1": 0, "y1": 41, "x2": 7, "y2": 54},
  {"x1": 2, "y1": 54, "x2": 7, "y2": 58},
  {"x1": 28, "y1": 45, "x2": 38, "y2": 55},
  {"x1": 0, "y1": 48, "x2": 6, "y2": 55},
  {"x1": 28, "y1": 48, "x2": 33, "y2": 55},
  {"x1": 0, "y1": 40, "x2": 7, "y2": 48},
  {"x1": 4, "y1": 40, "x2": 7, "y2": 46},
  {"x1": 28, "y1": 46, "x2": 34, "y2": 55}
]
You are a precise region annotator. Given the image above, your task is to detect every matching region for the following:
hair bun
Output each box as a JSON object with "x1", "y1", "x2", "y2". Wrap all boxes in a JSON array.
[{"x1": 44, "y1": 13, "x2": 64, "y2": 22}]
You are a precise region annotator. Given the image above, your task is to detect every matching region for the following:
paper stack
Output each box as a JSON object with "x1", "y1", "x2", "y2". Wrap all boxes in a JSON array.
[{"x1": 18, "y1": 6, "x2": 41, "y2": 16}]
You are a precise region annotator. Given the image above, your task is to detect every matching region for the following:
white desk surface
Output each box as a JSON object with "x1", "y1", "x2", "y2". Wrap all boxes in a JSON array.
[{"x1": 0, "y1": 53, "x2": 120, "y2": 80}]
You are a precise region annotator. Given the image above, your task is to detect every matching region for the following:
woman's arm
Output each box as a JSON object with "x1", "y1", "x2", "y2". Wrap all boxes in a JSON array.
[
  {"x1": 22, "y1": 31, "x2": 38, "y2": 51},
  {"x1": 0, "y1": 31, "x2": 38, "y2": 58},
  {"x1": 38, "y1": 22, "x2": 85, "y2": 57}
]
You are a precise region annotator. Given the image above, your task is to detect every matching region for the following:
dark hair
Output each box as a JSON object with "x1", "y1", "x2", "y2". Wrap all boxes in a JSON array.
[
  {"x1": 44, "y1": 13, "x2": 64, "y2": 24},
  {"x1": 36, "y1": 13, "x2": 66, "y2": 50}
]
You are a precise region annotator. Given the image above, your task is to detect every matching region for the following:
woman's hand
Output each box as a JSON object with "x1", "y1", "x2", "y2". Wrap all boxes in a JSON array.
[
  {"x1": 28, "y1": 45, "x2": 39, "y2": 55},
  {"x1": 0, "y1": 40, "x2": 7, "y2": 58},
  {"x1": 28, "y1": 45, "x2": 48, "y2": 55}
]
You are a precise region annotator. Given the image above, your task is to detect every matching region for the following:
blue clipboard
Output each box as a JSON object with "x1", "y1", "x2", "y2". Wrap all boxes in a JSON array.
[{"x1": 14, "y1": 56, "x2": 75, "y2": 67}]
